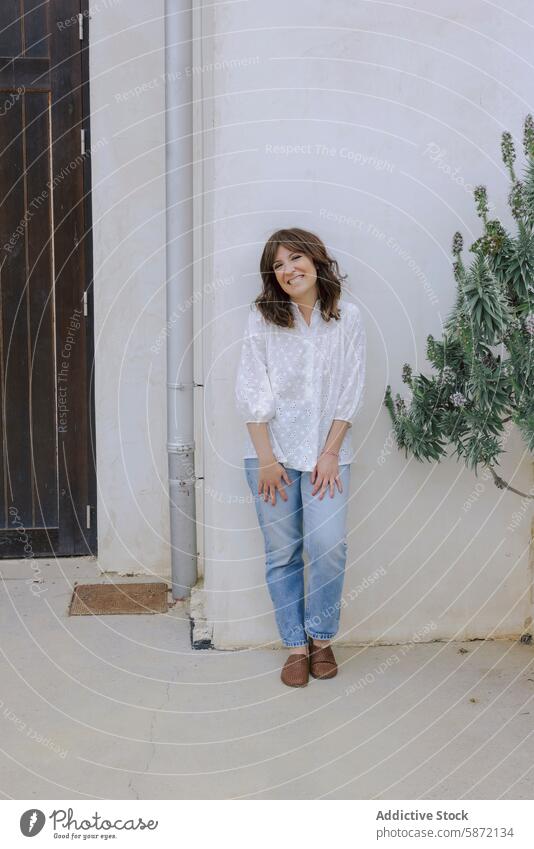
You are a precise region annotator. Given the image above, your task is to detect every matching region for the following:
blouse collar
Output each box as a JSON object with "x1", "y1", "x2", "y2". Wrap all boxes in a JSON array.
[{"x1": 289, "y1": 297, "x2": 321, "y2": 328}]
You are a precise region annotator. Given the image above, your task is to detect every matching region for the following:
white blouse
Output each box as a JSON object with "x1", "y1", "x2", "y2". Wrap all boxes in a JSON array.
[{"x1": 234, "y1": 297, "x2": 366, "y2": 471}]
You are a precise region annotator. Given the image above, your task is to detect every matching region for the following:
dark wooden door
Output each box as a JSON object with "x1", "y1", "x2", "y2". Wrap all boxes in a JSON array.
[{"x1": 0, "y1": 1, "x2": 96, "y2": 557}]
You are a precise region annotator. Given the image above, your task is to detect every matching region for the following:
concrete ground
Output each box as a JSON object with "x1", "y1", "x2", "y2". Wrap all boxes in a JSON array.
[{"x1": 1, "y1": 558, "x2": 533, "y2": 800}]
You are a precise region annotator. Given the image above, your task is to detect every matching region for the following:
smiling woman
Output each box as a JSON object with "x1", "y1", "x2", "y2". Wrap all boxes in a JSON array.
[
  {"x1": 255, "y1": 227, "x2": 346, "y2": 328},
  {"x1": 234, "y1": 227, "x2": 367, "y2": 687}
]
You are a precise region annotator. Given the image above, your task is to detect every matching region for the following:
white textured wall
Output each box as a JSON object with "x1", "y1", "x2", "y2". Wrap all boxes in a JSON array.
[
  {"x1": 201, "y1": 0, "x2": 534, "y2": 646},
  {"x1": 90, "y1": 2, "x2": 171, "y2": 577}
]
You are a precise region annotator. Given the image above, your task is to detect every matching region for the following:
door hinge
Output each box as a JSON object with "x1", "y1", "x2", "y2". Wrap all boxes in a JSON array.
[
  {"x1": 80, "y1": 128, "x2": 86, "y2": 156},
  {"x1": 83, "y1": 290, "x2": 88, "y2": 316},
  {"x1": 86, "y1": 505, "x2": 91, "y2": 529},
  {"x1": 78, "y1": 13, "x2": 84, "y2": 41}
]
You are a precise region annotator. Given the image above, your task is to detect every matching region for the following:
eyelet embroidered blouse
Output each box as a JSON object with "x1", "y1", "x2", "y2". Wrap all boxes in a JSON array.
[{"x1": 234, "y1": 297, "x2": 366, "y2": 471}]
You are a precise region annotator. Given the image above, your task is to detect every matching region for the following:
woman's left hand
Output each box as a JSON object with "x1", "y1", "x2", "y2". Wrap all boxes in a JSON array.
[{"x1": 311, "y1": 453, "x2": 343, "y2": 499}]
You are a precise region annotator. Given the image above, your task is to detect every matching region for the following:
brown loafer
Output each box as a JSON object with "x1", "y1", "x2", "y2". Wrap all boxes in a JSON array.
[
  {"x1": 308, "y1": 637, "x2": 337, "y2": 679},
  {"x1": 280, "y1": 652, "x2": 309, "y2": 687}
]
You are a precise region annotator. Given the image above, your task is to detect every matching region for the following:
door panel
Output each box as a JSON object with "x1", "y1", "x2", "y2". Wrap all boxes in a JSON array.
[{"x1": 0, "y1": 0, "x2": 96, "y2": 556}]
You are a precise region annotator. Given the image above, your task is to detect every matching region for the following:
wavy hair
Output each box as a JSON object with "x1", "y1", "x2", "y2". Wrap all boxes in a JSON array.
[{"x1": 256, "y1": 227, "x2": 347, "y2": 327}]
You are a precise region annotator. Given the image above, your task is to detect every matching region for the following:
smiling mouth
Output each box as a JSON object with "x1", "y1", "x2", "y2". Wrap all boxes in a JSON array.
[{"x1": 288, "y1": 275, "x2": 304, "y2": 284}]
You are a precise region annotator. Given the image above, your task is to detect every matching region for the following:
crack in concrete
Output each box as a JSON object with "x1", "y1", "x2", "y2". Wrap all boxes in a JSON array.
[{"x1": 129, "y1": 677, "x2": 173, "y2": 797}]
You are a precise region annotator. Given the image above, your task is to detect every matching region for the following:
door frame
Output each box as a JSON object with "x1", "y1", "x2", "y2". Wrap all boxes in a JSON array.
[{"x1": 80, "y1": 0, "x2": 97, "y2": 557}]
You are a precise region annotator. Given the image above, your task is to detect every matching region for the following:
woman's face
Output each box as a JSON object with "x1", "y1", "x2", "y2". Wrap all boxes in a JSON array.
[{"x1": 272, "y1": 244, "x2": 318, "y2": 300}]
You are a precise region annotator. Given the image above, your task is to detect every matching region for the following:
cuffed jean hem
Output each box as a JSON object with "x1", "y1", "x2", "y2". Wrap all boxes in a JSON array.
[
  {"x1": 306, "y1": 629, "x2": 338, "y2": 640},
  {"x1": 283, "y1": 638, "x2": 309, "y2": 648}
]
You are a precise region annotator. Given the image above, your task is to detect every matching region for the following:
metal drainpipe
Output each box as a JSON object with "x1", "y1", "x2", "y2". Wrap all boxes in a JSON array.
[{"x1": 165, "y1": 0, "x2": 198, "y2": 599}]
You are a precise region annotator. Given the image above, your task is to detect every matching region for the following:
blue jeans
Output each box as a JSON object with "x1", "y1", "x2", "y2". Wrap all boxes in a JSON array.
[{"x1": 244, "y1": 458, "x2": 351, "y2": 647}]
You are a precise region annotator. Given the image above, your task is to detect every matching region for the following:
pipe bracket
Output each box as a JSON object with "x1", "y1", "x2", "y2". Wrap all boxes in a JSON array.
[
  {"x1": 167, "y1": 441, "x2": 195, "y2": 454},
  {"x1": 167, "y1": 381, "x2": 203, "y2": 390},
  {"x1": 171, "y1": 475, "x2": 204, "y2": 485}
]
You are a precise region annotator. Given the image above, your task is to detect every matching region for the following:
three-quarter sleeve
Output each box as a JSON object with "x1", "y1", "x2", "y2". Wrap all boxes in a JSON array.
[
  {"x1": 235, "y1": 306, "x2": 276, "y2": 423},
  {"x1": 334, "y1": 306, "x2": 366, "y2": 427}
]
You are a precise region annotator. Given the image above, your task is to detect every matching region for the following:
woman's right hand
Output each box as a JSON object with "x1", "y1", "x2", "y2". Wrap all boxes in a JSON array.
[{"x1": 257, "y1": 455, "x2": 292, "y2": 505}]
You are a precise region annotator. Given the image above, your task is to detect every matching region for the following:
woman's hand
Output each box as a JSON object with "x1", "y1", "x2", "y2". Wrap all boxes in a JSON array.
[
  {"x1": 258, "y1": 456, "x2": 292, "y2": 506},
  {"x1": 311, "y1": 453, "x2": 342, "y2": 499}
]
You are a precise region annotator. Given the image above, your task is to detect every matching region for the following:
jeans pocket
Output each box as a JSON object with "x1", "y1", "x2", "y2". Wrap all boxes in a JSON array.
[{"x1": 244, "y1": 462, "x2": 257, "y2": 492}]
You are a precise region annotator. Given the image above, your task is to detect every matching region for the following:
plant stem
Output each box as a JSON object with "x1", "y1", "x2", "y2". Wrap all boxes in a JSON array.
[{"x1": 489, "y1": 467, "x2": 534, "y2": 499}]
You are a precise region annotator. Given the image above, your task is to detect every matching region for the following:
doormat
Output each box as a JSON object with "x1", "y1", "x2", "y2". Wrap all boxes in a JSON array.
[{"x1": 68, "y1": 582, "x2": 169, "y2": 616}]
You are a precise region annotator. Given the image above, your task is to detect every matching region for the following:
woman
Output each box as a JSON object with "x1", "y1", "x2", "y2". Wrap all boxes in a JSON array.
[{"x1": 235, "y1": 227, "x2": 366, "y2": 687}]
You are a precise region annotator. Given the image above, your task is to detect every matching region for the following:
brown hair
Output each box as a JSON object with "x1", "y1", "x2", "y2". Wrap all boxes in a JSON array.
[{"x1": 256, "y1": 227, "x2": 347, "y2": 327}]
